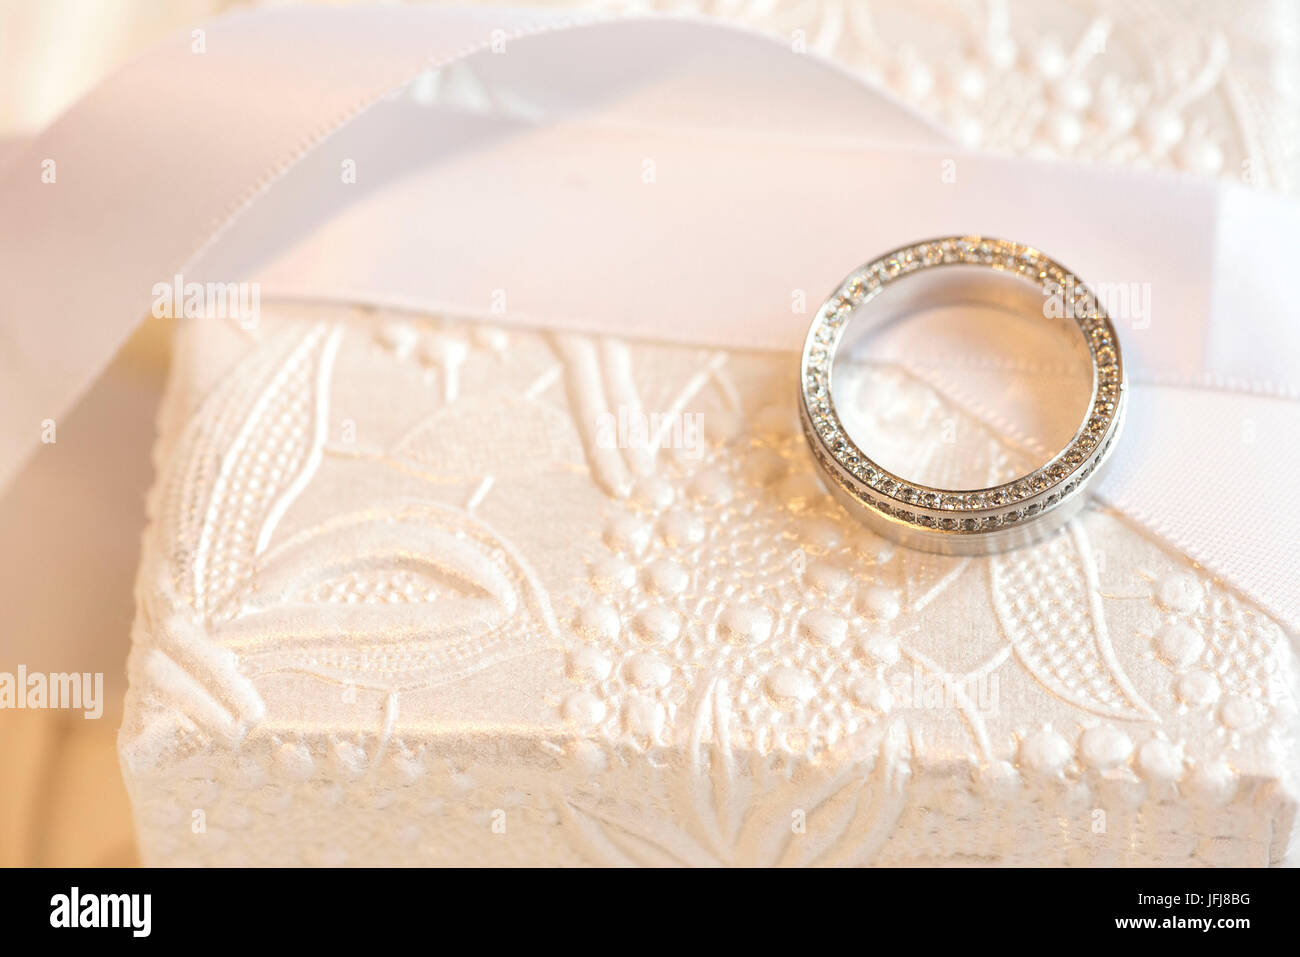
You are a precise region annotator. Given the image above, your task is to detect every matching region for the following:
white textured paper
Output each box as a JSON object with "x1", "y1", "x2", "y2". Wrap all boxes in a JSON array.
[{"x1": 121, "y1": 300, "x2": 1298, "y2": 865}]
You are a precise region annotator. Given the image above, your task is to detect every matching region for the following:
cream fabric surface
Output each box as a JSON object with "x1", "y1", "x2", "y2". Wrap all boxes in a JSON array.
[{"x1": 109, "y1": 3, "x2": 1300, "y2": 865}]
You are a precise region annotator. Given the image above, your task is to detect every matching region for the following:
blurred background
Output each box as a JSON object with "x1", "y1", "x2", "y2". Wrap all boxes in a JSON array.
[{"x1": 0, "y1": 0, "x2": 1296, "y2": 867}]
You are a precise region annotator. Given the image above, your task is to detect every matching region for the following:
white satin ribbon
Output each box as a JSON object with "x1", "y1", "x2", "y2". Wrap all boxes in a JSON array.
[{"x1": 1, "y1": 5, "x2": 1297, "y2": 633}]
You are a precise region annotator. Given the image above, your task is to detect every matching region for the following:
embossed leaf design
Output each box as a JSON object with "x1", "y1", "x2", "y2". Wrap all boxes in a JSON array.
[
  {"x1": 154, "y1": 321, "x2": 560, "y2": 717},
  {"x1": 990, "y1": 521, "x2": 1155, "y2": 721},
  {"x1": 391, "y1": 393, "x2": 585, "y2": 481},
  {"x1": 162, "y1": 322, "x2": 344, "y2": 623},
  {"x1": 214, "y1": 502, "x2": 560, "y2": 692},
  {"x1": 550, "y1": 332, "x2": 731, "y2": 497},
  {"x1": 561, "y1": 678, "x2": 912, "y2": 867}
]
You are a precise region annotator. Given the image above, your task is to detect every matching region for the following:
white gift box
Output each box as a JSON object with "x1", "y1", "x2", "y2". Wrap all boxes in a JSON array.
[{"x1": 117, "y1": 301, "x2": 1298, "y2": 866}]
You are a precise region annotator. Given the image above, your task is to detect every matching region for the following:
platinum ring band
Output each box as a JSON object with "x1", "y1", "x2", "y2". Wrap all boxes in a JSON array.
[{"x1": 798, "y1": 236, "x2": 1128, "y2": 555}]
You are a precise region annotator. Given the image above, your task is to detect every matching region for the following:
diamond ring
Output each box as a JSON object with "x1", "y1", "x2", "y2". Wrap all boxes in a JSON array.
[{"x1": 798, "y1": 236, "x2": 1127, "y2": 555}]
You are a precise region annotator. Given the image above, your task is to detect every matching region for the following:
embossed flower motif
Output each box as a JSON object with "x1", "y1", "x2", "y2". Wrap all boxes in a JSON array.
[
  {"x1": 605, "y1": 0, "x2": 1243, "y2": 180},
  {"x1": 561, "y1": 404, "x2": 912, "y2": 756},
  {"x1": 374, "y1": 315, "x2": 509, "y2": 401},
  {"x1": 1145, "y1": 568, "x2": 1282, "y2": 736}
]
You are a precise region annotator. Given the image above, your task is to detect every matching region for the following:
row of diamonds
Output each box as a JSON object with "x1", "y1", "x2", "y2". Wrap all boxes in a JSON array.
[
  {"x1": 801, "y1": 236, "x2": 1123, "y2": 512},
  {"x1": 807, "y1": 238, "x2": 1125, "y2": 361},
  {"x1": 805, "y1": 419, "x2": 1119, "y2": 532},
  {"x1": 804, "y1": 365, "x2": 1120, "y2": 510}
]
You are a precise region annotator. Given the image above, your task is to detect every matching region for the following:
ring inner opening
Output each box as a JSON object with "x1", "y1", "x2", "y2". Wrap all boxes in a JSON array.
[{"x1": 830, "y1": 264, "x2": 1094, "y2": 492}]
